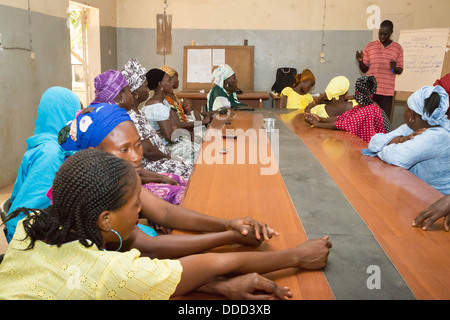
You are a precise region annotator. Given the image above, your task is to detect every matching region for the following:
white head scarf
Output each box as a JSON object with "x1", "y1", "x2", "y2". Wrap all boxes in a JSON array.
[
  {"x1": 407, "y1": 85, "x2": 450, "y2": 130},
  {"x1": 121, "y1": 58, "x2": 147, "y2": 92},
  {"x1": 212, "y1": 64, "x2": 234, "y2": 88}
]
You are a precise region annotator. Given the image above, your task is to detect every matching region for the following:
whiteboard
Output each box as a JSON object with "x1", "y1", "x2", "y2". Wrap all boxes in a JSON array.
[{"x1": 395, "y1": 28, "x2": 449, "y2": 92}]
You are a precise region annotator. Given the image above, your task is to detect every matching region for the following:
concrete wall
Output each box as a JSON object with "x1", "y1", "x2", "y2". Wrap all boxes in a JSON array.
[
  {"x1": 0, "y1": 4, "x2": 71, "y2": 188},
  {"x1": 117, "y1": 27, "x2": 371, "y2": 97},
  {"x1": 115, "y1": 0, "x2": 450, "y2": 95},
  {"x1": 0, "y1": 0, "x2": 117, "y2": 188}
]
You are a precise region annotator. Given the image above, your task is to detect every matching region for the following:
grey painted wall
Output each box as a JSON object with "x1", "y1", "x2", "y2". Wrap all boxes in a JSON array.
[
  {"x1": 0, "y1": 5, "x2": 71, "y2": 188},
  {"x1": 0, "y1": 5, "x2": 117, "y2": 188},
  {"x1": 117, "y1": 28, "x2": 372, "y2": 103},
  {"x1": 0, "y1": 5, "x2": 371, "y2": 189}
]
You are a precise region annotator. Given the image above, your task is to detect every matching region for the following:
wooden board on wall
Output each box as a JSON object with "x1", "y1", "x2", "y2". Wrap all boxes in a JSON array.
[
  {"x1": 182, "y1": 45, "x2": 254, "y2": 92},
  {"x1": 156, "y1": 14, "x2": 172, "y2": 55}
]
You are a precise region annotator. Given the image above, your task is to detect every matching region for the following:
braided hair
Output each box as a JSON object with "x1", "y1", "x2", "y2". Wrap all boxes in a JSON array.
[{"x1": 6, "y1": 149, "x2": 136, "y2": 250}]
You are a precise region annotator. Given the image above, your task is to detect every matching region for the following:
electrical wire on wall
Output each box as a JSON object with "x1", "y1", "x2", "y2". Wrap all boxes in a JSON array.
[
  {"x1": 320, "y1": 0, "x2": 327, "y2": 63},
  {"x1": 163, "y1": 0, "x2": 168, "y2": 65},
  {"x1": 1, "y1": 0, "x2": 33, "y2": 53},
  {"x1": 162, "y1": 0, "x2": 167, "y2": 65}
]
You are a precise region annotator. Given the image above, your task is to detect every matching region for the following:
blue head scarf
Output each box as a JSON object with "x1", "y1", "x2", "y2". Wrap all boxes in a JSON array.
[
  {"x1": 5, "y1": 87, "x2": 81, "y2": 242},
  {"x1": 60, "y1": 103, "x2": 132, "y2": 151},
  {"x1": 26, "y1": 87, "x2": 80, "y2": 149},
  {"x1": 407, "y1": 85, "x2": 450, "y2": 130}
]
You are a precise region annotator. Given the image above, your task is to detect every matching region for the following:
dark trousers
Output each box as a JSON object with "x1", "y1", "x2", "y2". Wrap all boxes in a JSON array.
[{"x1": 373, "y1": 94, "x2": 393, "y2": 120}]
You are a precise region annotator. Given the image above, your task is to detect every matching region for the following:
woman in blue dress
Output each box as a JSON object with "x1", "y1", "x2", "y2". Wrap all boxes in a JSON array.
[
  {"x1": 4, "y1": 87, "x2": 81, "y2": 242},
  {"x1": 362, "y1": 85, "x2": 450, "y2": 195}
]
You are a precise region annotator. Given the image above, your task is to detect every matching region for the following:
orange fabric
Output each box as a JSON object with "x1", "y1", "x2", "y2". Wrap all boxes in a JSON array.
[
  {"x1": 293, "y1": 69, "x2": 315, "y2": 87},
  {"x1": 165, "y1": 95, "x2": 187, "y2": 122}
]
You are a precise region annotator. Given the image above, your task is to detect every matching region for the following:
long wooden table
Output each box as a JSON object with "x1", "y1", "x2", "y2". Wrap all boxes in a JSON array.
[
  {"x1": 177, "y1": 110, "x2": 334, "y2": 300},
  {"x1": 281, "y1": 112, "x2": 450, "y2": 300}
]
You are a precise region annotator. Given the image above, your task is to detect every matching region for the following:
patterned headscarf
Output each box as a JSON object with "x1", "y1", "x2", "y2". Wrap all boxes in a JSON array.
[
  {"x1": 325, "y1": 76, "x2": 350, "y2": 101},
  {"x1": 212, "y1": 64, "x2": 235, "y2": 88},
  {"x1": 92, "y1": 70, "x2": 129, "y2": 104},
  {"x1": 354, "y1": 76, "x2": 377, "y2": 106},
  {"x1": 121, "y1": 58, "x2": 147, "y2": 92},
  {"x1": 407, "y1": 85, "x2": 450, "y2": 130},
  {"x1": 160, "y1": 65, "x2": 177, "y2": 77},
  {"x1": 59, "y1": 103, "x2": 132, "y2": 151},
  {"x1": 293, "y1": 69, "x2": 316, "y2": 87}
]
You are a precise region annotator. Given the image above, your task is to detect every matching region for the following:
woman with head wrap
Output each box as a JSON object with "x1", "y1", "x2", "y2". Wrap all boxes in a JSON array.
[
  {"x1": 308, "y1": 76, "x2": 358, "y2": 117},
  {"x1": 362, "y1": 85, "x2": 450, "y2": 195},
  {"x1": 4, "y1": 87, "x2": 81, "y2": 242},
  {"x1": 121, "y1": 59, "x2": 193, "y2": 180},
  {"x1": 142, "y1": 68, "x2": 200, "y2": 164},
  {"x1": 305, "y1": 76, "x2": 388, "y2": 143},
  {"x1": 280, "y1": 69, "x2": 317, "y2": 111},
  {"x1": 91, "y1": 69, "x2": 132, "y2": 108},
  {"x1": 0, "y1": 150, "x2": 331, "y2": 300},
  {"x1": 282, "y1": 75, "x2": 357, "y2": 123},
  {"x1": 70, "y1": 69, "x2": 188, "y2": 207},
  {"x1": 160, "y1": 65, "x2": 187, "y2": 122},
  {"x1": 58, "y1": 105, "x2": 280, "y2": 261},
  {"x1": 160, "y1": 65, "x2": 212, "y2": 137},
  {"x1": 206, "y1": 64, "x2": 247, "y2": 111},
  {"x1": 60, "y1": 104, "x2": 187, "y2": 211}
]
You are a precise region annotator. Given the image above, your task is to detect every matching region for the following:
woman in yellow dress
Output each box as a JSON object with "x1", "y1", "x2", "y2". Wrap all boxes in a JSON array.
[
  {"x1": 306, "y1": 76, "x2": 357, "y2": 118},
  {"x1": 280, "y1": 69, "x2": 317, "y2": 111}
]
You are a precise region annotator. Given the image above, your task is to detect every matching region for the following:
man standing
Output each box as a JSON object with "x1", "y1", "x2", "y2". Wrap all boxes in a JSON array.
[{"x1": 356, "y1": 20, "x2": 404, "y2": 120}]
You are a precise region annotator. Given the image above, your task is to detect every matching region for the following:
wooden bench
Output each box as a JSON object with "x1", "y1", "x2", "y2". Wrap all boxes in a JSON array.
[
  {"x1": 281, "y1": 112, "x2": 450, "y2": 299},
  {"x1": 176, "y1": 111, "x2": 334, "y2": 300}
]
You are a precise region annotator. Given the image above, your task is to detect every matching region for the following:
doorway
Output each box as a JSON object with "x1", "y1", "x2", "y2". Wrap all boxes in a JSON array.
[{"x1": 69, "y1": 1, "x2": 101, "y2": 107}]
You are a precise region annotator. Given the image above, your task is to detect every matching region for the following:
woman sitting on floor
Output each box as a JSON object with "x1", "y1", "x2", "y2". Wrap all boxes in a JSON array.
[
  {"x1": 362, "y1": 85, "x2": 450, "y2": 195},
  {"x1": 206, "y1": 64, "x2": 247, "y2": 111},
  {"x1": 121, "y1": 59, "x2": 193, "y2": 180},
  {"x1": 305, "y1": 76, "x2": 390, "y2": 143}
]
